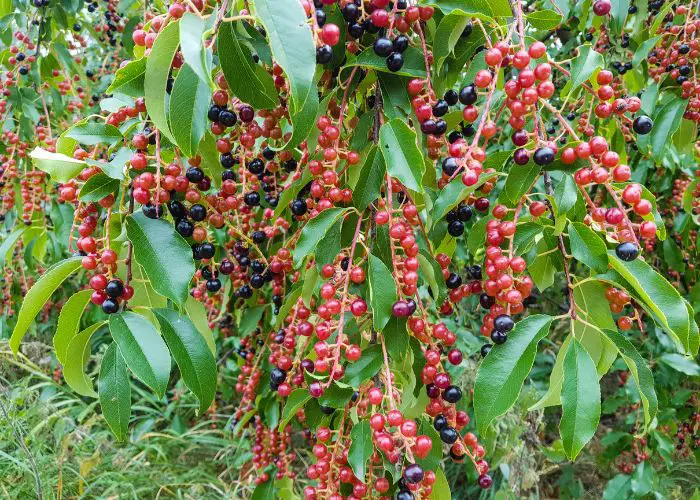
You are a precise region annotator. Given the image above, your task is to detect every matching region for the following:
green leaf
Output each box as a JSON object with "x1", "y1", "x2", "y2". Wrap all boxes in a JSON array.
[
  {"x1": 499, "y1": 162, "x2": 541, "y2": 207},
  {"x1": 603, "y1": 474, "x2": 632, "y2": 500},
  {"x1": 185, "y1": 295, "x2": 216, "y2": 354},
  {"x1": 632, "y1": 36, "x2": 662, "y2": 66},
  {"x1": 608, "y1": 251, "x2": 693, "y2": 354},
  {"x1": 659, "y1": 353, "x2": 700, "y2": 376},
  {"x1": 65, "y1": 122, "x2": 123, "y2": 146},
  {"x1": 344, "y1": 344, "x2": 383, "y2": 388},
  {"x1": 153, "y1": 309, "x2": 217, "y2": 413},
  {"x1": 144, "y1": 20, "x2": 180, "y2": 144},
  {"x1": 64, "y1": 322, "x2": 105, "y2": 397},
  {"x1": 384, "y1": 316, "x2": 409, "y2": 360},
  {"x1": 663, "y1": 238, "x2": 685, "y2": 272},
  {"x1": 353, "y1": 146, "x2": 386, "y2": 211},
  {"x1": 109, "y1": 312, "x2": 171, "y2": 397},
  {"x1": 554, "y1": 174, "x2": 579, "y2": 214},
  {"x1": 0, "y1": 227, "x2": 26, "y2": 268},
  {"x1": 79, "y1": 173, "x2": 120, "y2": 202},
  {"x1": 275, "y1": 169, "x2": 312, "y2": 218},
  {"x1": 421, "y1": 0, "x2": 512, "y2": 18},
  {"x1": 433, "y1": 11, "x2": 471, "y2": 73},
  {"x1": 560, "y1": 340, "x2": 601, "y2": 460},
  {"x1": 604, "y1": 329, "x2": 658, "y2": 431},
  {"x1": 107, "y1": 57, "x2": 146, "y2": 97},
  {"x1": 54, "y1": 289, "x2": 93, "y2": 365},
  {"x1": 218, "y1": 22, "x2": 278, "y2": 109},
  {"x1": 197, "y1": 132, "x2": 225, "y2": 188},
  {"x1": 474, "y1": 315, "x2": 552, "y2": 433},
  {"x1": 417, "y1": 250, "x2": 446, "y2": 305},
  {"x1": 86, "y1": 147, "x2": 130, "y2": 180},
  {"x1": 566, "y1": 45, "x2": 604, "y2": 94},
  {"x1": 347, "y1": 47, "x2": 427, "y2": 78},
  {"x1": 379, "y1": 119, "x2": 425, "y2": 194},
  {"x1": 10, "y1": 256, "x2": 83, "y2": 353},
  {"x1": 239, "y1": 305, "x2": 267, "y2": 336},
  {"x1": 251, "y1": 477, "x2": 276, "y2": 500},
  {"x1": 29, "y1": 147, "x2": 86, "y2": 183},
  {"x1": 609, "y1": 0, "x2": 630, "y2": 34},
  {"x1": 631, "y1": 461, "x2": 655, "y2": 496},
  {"x1": 278, "y1": 388, "x2": 311, "y2": 430},
  {"x1": 318, "y1": 381, "x2": 354, "y2": 409},
  {"x1": 315, "y1": 219, "x2": 343, "y2": 270},
  {"x1": 526, "y1": 9, "x2": 563, "y2": 29},
  {"x1": 169, "y1": 63, "x2": 212, "y2": 157},
  {"x1": 647, "y1": 94, "x2": 687, "y2": 160},
  {"x1": 431, "y1": 171, "x2": 498, "y2": 224},
  {"x1": 179, "y1": 13, "x2": 213, "y2": 85},
  {"x1": 253, "y1": 0, "x2": 315, "y2": 115},
  {"x1": 368, "y1": 254, "x2": 396, "y2": 331},
  {"x1": 348, "y1": 420, "x2": 372, "y2": 481},
  {"x1": 431, "y1": 468, "x2": 451, "y2": 500},
  {"x1": 292, "y1": 208, "x2": 347, "y2": 267},
  {"x1": 125, "y1": 211, "x2": 196, "y2": 307},
  {"x1": 98, "y1": 342, "x2": 132, "y2": 442},
  {"x1": 568, "y1": 222, "x2": 608, "y2": 273}
]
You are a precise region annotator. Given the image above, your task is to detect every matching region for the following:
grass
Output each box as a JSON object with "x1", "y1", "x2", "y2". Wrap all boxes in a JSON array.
[{"x1": 0, "y1": 343, "x2": 254, "y2": 499}]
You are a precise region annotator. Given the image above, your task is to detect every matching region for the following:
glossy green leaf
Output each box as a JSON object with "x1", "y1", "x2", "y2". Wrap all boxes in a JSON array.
[
  {"x1": 608, "y1": 252, "x2": 693, "y2": 354},
  {"x1": 64, "y1": 322, "x2": 105, "y2": 397},
  {"x1": 566, "y1": 45, "x2": 604, "y2": 94},
  {"x1": 0, "y1": 226, "x2": 26, "y2": 268},
  {"x1": 347, "y1": 47, "x2": 427, "y2": 78},
  {"x1": 292, "y1": 208, "x2": 347, "y2": 266},
  {"x1": 604, "y1": 329, "x2": 658, "y2": 431},
  {"x1": 560, "y1": 340, "x2": 601, "y2": 460},
  {"x1": 568, "y1": 222, "x2": 608, "y2": 273},
  {"x1": 432, "y1": 467, "x2": 452, "y2": 500},
  {"x1": 659, "y1": 353, "x2": 700, "y2": 376},
  {"x1": 98, "y1": 342, "x2": 132, "y2": 442},
  {"x1": 647, "y1": 94, "x2": 687, "y2": 160},
  {"x1": 348, "y1": 420, "x2": 372, "y2": 481},
  {"x1": 10, "y1": 256, "x2": 83, "y2": 353},
  {"x1": 144, "y1": 20, "x2": 179, "y2": 144},
  {"x1": 153, "y1": 309, "x2": 217, "y2": 413},
  {"x1": 278, "y1": 388, "x2": 311, "y2": 430},
  {"x1": 179, "y1": 13, "x2": 212, "y2": 85},
  {"x1": 603, "y1": 474, "x2": 632, "y2": 500},
  {"x1": 109, "y1": 312, "x2": 171, "y2": 397},
  {"x1": 421, "y1": 0, "x2": 512, "y2": 18},
  {"x1": 527, "y1": 9, "x2": 563, "y2": 29},
  {"x1": 29, "y1": 147, "x2": 86, "y2": 183},
  {"x1": 353, "y1": 146, "x2": 386, "y2": 211},
  {"x1": 380, "y1": 119, "x2": 426, "y2": 194},
  {"x1": 554, "y1": 174, "x2": 579, "y2": 214},
  {"x1": 79, "y1": 173, "x2": 120, "y2": 202},
  {"x1": 169, "y1": 63, "x2": 212, "y2": 157},
  {"x1": 251, "y1": 477, "x2": 276, "y2": 500},
  {"x1": 431, "y1": 171, "x2": 498, "y2": 225},
  {"x1": 344, "y1": 344, "x2": 383, "y2": 388},
  {"x1": 632, "y1": 36, "x2": 662, "y2": 66},
  {"x1": 218, "y1": 22, "x2": 278, "y2": 109},
  {"x1": 125, "y1": 211, "x2": 196, "y2": 307},
  {"x1": 65, "y1": 122, "x2": 122, "y2": 146},
  {"x1": 384, "y1": 316, "x2": 409, "y2": 360},
  {"x1": 107, "y1": 57, "x2": 146, "y2": 97},
  {"x1": 54, "y1": 289, "x2": 92, "y2": 365},
  {"x1": 531, "y1": 281, "x2": 617, "y2": 410},
  {"x1": 434, "y1": 11, "x2": 471, "y2": 72},
  {"x1": 368, "y1": 254, "x2": 397, "y2": 331},
  {"x1": 499, "y1": 162, "x2": 541, "y2": 207},
  {"x1": 474, "y1": 315, "x2": 552, "y2": 433},
  {"x1": 185, "y1": 296, "x2": 216, "y2": 354},
  {"x1": 253, "y1": 0, "x2": 315, "y2": 115}
]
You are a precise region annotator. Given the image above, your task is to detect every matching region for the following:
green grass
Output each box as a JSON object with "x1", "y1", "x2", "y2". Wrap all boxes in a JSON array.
[{"x1": 0, "y1": 344, "x2": 253, "y2": 499}]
